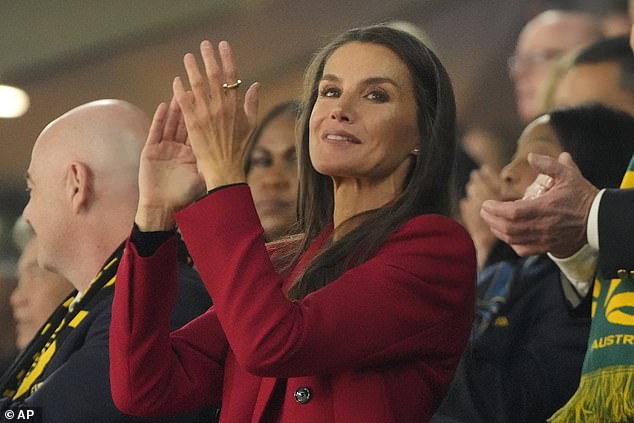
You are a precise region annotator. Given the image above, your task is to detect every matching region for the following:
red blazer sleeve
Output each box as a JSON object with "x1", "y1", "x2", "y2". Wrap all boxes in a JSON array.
[
  {"x1": 109, "y1": 235, "x2": 226, "y2": 417},
  {"x1": 176, "y1": 185, "x2": 476, "y2": 378}
]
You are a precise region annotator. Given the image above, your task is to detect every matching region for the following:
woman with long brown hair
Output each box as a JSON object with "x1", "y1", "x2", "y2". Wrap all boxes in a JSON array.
[{"x1": 110, "y1": 25, "x2": 476, "y2": 422}]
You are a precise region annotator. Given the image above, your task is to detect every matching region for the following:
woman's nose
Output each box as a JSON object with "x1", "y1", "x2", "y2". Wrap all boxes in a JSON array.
[
  {"x1": 329, "y1": 96, "x2": 354, "y2": 123},
  {"x1": 262, "y1": 163, "x2": 291, "y2": 190}
]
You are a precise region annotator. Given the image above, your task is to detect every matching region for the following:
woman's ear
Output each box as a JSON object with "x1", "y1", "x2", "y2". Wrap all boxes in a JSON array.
[{"x1": 65, "y1": 161, "x2": 92, "y2": 214}]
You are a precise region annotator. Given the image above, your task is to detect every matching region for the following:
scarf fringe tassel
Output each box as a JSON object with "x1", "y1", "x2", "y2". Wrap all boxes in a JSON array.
[{"x1": 549, "y1": 366, "x2": 634, "y2": 423}]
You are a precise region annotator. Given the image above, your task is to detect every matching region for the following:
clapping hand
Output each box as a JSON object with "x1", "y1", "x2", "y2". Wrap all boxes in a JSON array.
[
  {"x1": 173, "y1": 40, "x2": 259, "y2": 191},
  {"x1": 481, "y1": 152, "x2": 599, "y2": 257},
  {"x1": 459, "y1": 165, "x2": 502, "y2": 268},
  {"x1": 136, "y1": 98, "x2": 205, "y2": 231}
]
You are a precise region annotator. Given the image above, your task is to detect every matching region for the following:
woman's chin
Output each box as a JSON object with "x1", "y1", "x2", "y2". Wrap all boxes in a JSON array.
[{"x1": 311, "y1": 159, "x2": 357, "y2": 179}]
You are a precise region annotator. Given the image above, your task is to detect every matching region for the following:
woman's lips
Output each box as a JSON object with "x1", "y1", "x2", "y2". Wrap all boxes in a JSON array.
[{"x1": 322, "y1": 131, "x2": 361, "y2": 144}]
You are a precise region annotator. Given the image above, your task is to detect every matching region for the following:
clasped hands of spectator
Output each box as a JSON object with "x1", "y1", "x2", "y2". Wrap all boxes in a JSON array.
[{"x1": 481, "y1": 152, "x2": 599, "y2": 258}]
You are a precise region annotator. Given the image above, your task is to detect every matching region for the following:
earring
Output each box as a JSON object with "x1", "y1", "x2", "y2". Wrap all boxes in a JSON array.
[{"x1": 411, "y1": 147, "x2": 420, "y2": 155}]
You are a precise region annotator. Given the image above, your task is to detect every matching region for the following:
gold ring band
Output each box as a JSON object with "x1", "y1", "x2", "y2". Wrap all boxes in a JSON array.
[{"x1": 222, "y1": 79, "x2": 242, "y2": 89}]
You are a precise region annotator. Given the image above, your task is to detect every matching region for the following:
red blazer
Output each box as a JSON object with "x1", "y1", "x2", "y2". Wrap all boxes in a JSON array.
[{"x1": 110, "y1": 185, "x2": 476, "y2": 422}]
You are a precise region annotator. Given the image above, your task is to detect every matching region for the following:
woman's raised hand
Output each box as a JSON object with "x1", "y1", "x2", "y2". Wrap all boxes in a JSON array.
[
  {"x1": 173, "y1": 40, "x2": 259, "y2": 191},
  {"x1": 136, "y1": 98, "x2": 206, "y2": 231}
]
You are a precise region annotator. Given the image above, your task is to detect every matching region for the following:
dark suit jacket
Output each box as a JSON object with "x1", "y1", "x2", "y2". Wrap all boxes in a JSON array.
[
  {"x1": 598, "y1": 188, "x2": 634, "y2": 278},
  {"x1": 0, "y1": 261, "x2": 212, "y2": 423},
  {"x1": 432, "y1": 256, "x2": 591, "y2": 423},
  {"x1": 110, "y1": 185, "x2": 477, "y2": 423}
]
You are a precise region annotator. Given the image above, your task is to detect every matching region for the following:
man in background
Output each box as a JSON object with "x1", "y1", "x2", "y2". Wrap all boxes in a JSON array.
[
  {"x1": 510, "y1": 9, "x2": 602, "y2": 123},
  {"x1": 553, "y1": 35, "x2": 634, "y2": 117},
  {"x1": 0, "y1": 99, "x2": 212, "y2": 423},
  {"x1": 481, "y1": 3, "x2": 634, "y2": 420}
]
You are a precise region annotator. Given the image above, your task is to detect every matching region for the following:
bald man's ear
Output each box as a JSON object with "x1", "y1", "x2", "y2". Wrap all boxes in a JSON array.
[{"x1": 65, "y1": 162, "x2": 93, "y2": 214}]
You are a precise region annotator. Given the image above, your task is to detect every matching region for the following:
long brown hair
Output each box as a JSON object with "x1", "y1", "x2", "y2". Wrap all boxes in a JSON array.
[{"x1": 279, "y1": 24, "x2": 457, "y2": 300}]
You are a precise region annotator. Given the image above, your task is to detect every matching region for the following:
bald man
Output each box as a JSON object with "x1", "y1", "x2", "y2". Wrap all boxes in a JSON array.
[
  {"x1": 0, "y1": 100, "x2": 212, "y2": 422},
  {"x1": 510, "y1": 9, "x2": 602, "y2": 123}
]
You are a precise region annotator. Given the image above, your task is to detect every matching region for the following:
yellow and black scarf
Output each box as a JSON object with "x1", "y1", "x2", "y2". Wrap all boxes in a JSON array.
[
  {"x1": 550, "y1": 156, "x2": 634, "y2": 423},
  {"x1": 0, "y1": 243, "x2": 123, "y2": 401}
]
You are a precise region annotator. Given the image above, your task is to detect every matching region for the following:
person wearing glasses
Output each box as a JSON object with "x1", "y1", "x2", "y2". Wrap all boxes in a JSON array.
[{"x1": 509, "y1": 9, "x2": 601, "y2": 124}]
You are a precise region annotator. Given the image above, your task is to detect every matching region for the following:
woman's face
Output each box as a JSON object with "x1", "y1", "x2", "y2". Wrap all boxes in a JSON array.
[
  {"x1": 308, "y1": 41, "x2": 420, "y2": 188},
  {"x1": 247, "y1": 114, "x2": 298, "y2": 241},
  {"x1": 500, "y1": 115, "x2": 562, "y2": 201}
]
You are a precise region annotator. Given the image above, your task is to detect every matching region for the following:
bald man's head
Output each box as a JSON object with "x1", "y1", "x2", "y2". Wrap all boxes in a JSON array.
[
  {"x1": 23, "y1": 100, "x2": 149, "y2": 282},
  {"x1": 510, "y1": 10, "x2": 602, "y2": 122},
  {"x1": 32, "y1": 99, "x2": 149, "y2": 193}
]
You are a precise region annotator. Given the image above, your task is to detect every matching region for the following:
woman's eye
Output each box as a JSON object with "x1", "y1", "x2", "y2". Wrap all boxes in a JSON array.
[
  {"x1": 250, "y1": 157, "x2": 271, "y2": 167},
  {"x1": 367, "y1": 90, "x2": 388, "y2": 102},
  {"x1": 319, "y1": 86, "x2": 340, "y2": 98}
]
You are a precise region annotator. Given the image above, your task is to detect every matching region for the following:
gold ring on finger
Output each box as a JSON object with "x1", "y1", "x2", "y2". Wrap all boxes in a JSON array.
[{"x1": 222, "y1": 79, "x2": 242, "y2": 89}]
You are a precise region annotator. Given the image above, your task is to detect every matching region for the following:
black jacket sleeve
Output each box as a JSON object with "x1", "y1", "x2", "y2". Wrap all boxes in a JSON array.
[
  {"x1": 432, "y1": 261, "x2": 590, "y2": 423},
  {"x1": 598, "y1": 188, "x2": 634, "y2": 278}
]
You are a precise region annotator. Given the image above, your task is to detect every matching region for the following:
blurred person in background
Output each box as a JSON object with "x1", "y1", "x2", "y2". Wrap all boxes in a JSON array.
[
  {"x1": 10, "y1": 218, "x2": 73, "y2": 351},
  {"x1": 537, "y1": 49, "x2": 578, "y2": 114},
  {"x1": 246, "y1": 101, "x2": 300, "y2": 242},
  {"x1": 434, "y1": 103, "x2": 634, "y2": 423},
  {"x1": 458, "y1": 125, "x2": 516, "y2": 269},
  {"x1": 459, "y1": 163, "x2": 506, "y2": 270},
  {"x1": 553, "y1": 35, "x2": 634, "y2": 116},
  {"x1": 460, "y1": 126, "x2": 515, "y2": 173},
  {"x1": 509, "y1": 9, "x2": 602, "y2": 124},
  {"x1": 0, "y1": 213, "x2": 19, "y2": 375},
  {"x1": 598, "y1": 0, "x2": 631, "y2": 37},
  {"x1": 467, "y1": 35, "x2": 634, "y2": 270},
  {"x1": 0, "y1": 269, "x2": 17, "y2": 376},
  {"x1": 460, "y1": 9, "x2": 602, "y2": 269},
  {"x1": 480, "y1": 4, "x2": 634, "y2": 418}
]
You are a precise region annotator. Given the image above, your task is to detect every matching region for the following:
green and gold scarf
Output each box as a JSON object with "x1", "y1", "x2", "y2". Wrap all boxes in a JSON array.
[
  {"x1": 0, "y1": 244, "x2": 123, "y2": 401},
  {"x1": 550, "y1": 155, "x2": 634, "y2": 423}
]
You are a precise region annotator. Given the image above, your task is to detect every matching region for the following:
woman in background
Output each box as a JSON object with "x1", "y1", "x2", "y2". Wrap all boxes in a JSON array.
[{"x1": 246, "y1": 101, "x2": 300, "y2": 242}]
